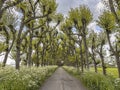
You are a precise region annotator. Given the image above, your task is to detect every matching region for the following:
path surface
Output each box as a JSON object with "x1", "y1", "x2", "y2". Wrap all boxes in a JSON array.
[{"x1": 40, "y1": 67, "x2": 87, "y2": 90}]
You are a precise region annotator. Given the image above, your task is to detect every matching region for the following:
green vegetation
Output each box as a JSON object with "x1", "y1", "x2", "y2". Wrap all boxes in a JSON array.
[
  {"x1": 0, "y1": 66, "x2": 57, "y2": 90},
  {"x1": 90, "y1": 67, "x2": 118, "y2": 78},
  {"x1": 0, "y1": 0, "x2": 120, "y2": 89},
  {"x1": 63, "y1": 66, "x2": 120, "y2": 90}
]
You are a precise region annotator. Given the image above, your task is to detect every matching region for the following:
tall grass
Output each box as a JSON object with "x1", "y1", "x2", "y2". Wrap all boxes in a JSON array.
[
  {"x1": 63, "y1": 66, "x2": 120, "y2": 90},
  {"x1": 0, "y1": 66, "x2": 57, "y2": 90}
]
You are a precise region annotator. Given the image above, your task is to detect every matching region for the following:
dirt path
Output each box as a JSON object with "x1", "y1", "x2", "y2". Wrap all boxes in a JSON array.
[{"x1": 40, "y1": 67, "x2": 87, "y2": 90}]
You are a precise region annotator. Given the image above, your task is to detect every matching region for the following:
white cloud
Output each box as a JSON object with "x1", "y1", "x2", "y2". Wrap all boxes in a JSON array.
[
  {"x1": 88, "y1": 22, "x2": 96, "y2": 30},
  {"x1": 94, "y1": 2, "x2": 106, "y2": 19},
  {"x1": 56, "y1": 0, "x2": 82, "y2": 16},
  {"x1": 87, "y1": 21, "x2": 102, "y2": 33},
  {"x1": 57, "y1": 0, "x2": 109, "y2": 22},
  {"x1": 56, "y1": 0, "x2": 105, "y2": 19}
]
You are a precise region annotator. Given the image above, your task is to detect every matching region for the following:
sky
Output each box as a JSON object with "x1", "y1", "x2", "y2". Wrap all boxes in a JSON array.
[
  {"x1": 56, "y1": 0, "x2": 105, "y2": 18},
  {"x1": 56, "y1": 0, "x2": 105, "y2": 32}
]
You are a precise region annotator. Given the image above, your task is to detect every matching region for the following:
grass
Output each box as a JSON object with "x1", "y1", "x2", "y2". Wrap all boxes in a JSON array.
[
  {"x1": 63, "y1": 66, "x2": 120, "y2": 90},
  {"x1": 90, "y1": 67, "x2": 118, "y2": 78},
  {"x1": 0, "y1": 65, "x2": 57, "y2": 90}
]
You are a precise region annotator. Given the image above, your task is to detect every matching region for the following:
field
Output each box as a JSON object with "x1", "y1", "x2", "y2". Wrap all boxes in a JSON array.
[{"x1": 90, "y1": 67, "x2": 118, "y2": 78}]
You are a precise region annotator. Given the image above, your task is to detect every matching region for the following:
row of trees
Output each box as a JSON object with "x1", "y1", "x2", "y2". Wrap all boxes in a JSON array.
[
  {"x1": 0, "y1": 0, "x2": 63, "y2": 69},
  {"x1": 0, "y1": 0, "x2": 120, "y2": 78},
  {"x1": 60, "y1": 0, "x2": 120, "y2": 77}
]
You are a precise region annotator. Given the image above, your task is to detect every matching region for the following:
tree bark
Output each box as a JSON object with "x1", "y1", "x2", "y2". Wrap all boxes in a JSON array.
[
  {"x1": 92, "y1": 49, "x2": 97, "y2": 73},
  {"x1": 16, "y1": 39, "x2": 21, "y2": 70},
  {"x1": 2, "y1": 27, "x2": 9, "y2": 67},
  {"x1": 79, "y1": 40, "x2": 84, "y2": 72},
  {"x1": 36, "y1": 48, "x2": 39, "y2": 67},
  {"x1": 27, "y1": 31, "x2": 33, "y2": 67},
  {"x1": 115, "y1": 54, "x2": 120, "y2": 78},
  {"x1": 82, "y1": 34, "x2": 89, "y2": 70},
  {"x1": 100, "y1": 40, "x2": 107, "y2": 75},
  {"x1": 15, "y1": 22, "x2": 24, "y2": 70},
  {"x1": 106, "y1": 31, "x2": 120, "y2": 77},
  {"x1": 2, "y1": 28, "x2": 15, "y2": 67},
  {"x1": 36, "y1": 41, "x2": 40, "y2": 67},
  {"x1": 99, "y1": 53, "x2": 106, "y2": 75},
  {"x1": 91, "y1": 37, "x2": 97, "y2": 73}
]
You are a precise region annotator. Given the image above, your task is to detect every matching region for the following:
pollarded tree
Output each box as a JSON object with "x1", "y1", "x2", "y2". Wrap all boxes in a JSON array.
[
  {"x1": 108, "y1": 0, "x2": 120, "y2": 26},
  {"x1": 0, "y1": 10, "x2": 17, "y2": 67},
  {"x1": 68, "y1": 5, "x2": 93, "y2": 70},
  {"x1": 60, "y1": 19, "x2": 84, "y2": 71},
  {"x1": 97, "y1": 11, "x2": 120, "y2": 77},
  {"x1": 95, "y1": 32, "x2": 107, "y2": 75},
  {"x1": 88, "y1": 31, "x2": 98, "y2": 73},
  {"x1": 14, "y1": 0, "x2": 58, "y2": 69}
]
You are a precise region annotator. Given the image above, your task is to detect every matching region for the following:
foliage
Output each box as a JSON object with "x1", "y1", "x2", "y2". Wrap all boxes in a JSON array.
[
  {"x1": 0, "y1": 42, "x2": 6, "y2": 53},
  {"x1": 97, "y1": 11, "x2": 115, "y2": 31}
]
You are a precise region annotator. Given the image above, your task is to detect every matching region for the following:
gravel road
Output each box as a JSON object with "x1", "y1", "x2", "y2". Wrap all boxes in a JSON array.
[{"x1": 40, "y1": 67, "x2": 87, "y2": 90}]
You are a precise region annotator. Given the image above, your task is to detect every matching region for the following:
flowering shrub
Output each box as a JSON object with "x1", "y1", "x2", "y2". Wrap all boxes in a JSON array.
[
  {"x1": 0, "y1": 66, "x2": 57, "y2": 90},
  {"x1": 114, "y1": 78, "x2": 120, "y2": 90}
]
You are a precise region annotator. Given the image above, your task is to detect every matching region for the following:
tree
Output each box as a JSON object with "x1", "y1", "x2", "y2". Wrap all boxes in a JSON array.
[
  {"x1": 68, "y1": 5, "x2": 93, "y2": 70},
  {"x1": 88, "y1": 31, "x2": 98, "y2": 73},
  {"x1": 97, "y1": 11, "x2": 120, "y2": 77},
  {"x1": 108, "y1": 0, "x2": 120, "y2": 26},
  {"x1": 14, "y1": 0, "x2": 58, "y2": 69},
  {"x1": 95, "y1": 32, "x2": 107, "y2": 75},
  {"x1": 0, "y1": 10, "x2": 16, "y2": 67}
]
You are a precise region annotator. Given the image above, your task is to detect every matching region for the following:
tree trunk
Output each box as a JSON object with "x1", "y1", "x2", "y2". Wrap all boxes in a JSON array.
[
  {"x1": 2, "y1": 33, "x2": 15, "y2": 67},
  {"x1": 35, "y1": 39, "x2": 41, "y2": 67},
  {"x1": 80, "y1": 40, "x2": 84, "y2": 72},
  {"x1": 27, "y1": 32, "x2": 32, "y2": 67},
  {"x1": 2, "y1": 30, "x2": 9, "y2": 67},
  {"x1": 92, "y1": 51, "x2": 97, "y2": 73},
  {"x1": 41, "y1": 45, "x2": 45, "y2": 66},
  {"x1": 82, "y1": 35, "x2": 89, "y2": 70},
  {"x1": 36, "y1": 47, "x2": 39, "y2": 67},
  {"x1": 99, "y1": 53, "x2": 106, "y2": 75},
  {"x1": 91, "y1": 37, "x2": 97, "y2": 73},
  {"x1": 15, "y1": 22, "x2": 24, "y2": 70},
  {"x1": 76, "y1": 55, "x2": 79, "y2": 72},
  {"x1": 101, "y1": 40, "x2": 107, "y2": 75},
  {"x1": 115, "y1": 54, "x2": 120, "y2": 78},
  {"x1": 106, "y1": 31, "x2": 120, "y2": 77},
  {"x1": 2, "y1": 51, "x2": 9, "y2": 67},
  {"x1": 16, "y1": 40, "x2": 21, "y2": 70}
]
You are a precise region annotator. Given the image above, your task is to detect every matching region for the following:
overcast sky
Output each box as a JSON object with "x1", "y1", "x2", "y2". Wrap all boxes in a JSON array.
[
  {"x1": 56, "y1": 0, "x2": 105, "y2": 32},
  {"x1": 56, "y1": 0, "x2": 105, "y2": 18}
]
